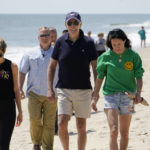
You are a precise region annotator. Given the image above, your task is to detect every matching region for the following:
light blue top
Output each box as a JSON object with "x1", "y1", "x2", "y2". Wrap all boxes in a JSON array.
[{"x1": 19, "y1": 46, "x2": 58, "y2": 97}]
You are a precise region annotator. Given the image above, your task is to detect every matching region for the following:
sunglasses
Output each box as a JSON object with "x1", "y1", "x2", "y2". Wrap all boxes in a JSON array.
[
  {"x1": 39, "y1": 33, "x2": 50, "y2": 37},
  {"x1": 67, "y1": 21, "x2": 79, "y2": 26}
]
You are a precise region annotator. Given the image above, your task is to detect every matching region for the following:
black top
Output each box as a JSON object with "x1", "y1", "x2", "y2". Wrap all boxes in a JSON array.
[
  {"x1": 52, "y1": 29, "x2": 97, "y2": 89},
  {"x1": 0, "y1": 59, "x2": 15, "y2": 100}
]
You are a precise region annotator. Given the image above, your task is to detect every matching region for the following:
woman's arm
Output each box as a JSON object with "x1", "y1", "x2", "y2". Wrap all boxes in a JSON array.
[
  {"x1": 12, "y1": 62, "x2": 23, "y2": 126},
  {"x1": 135, "y1": 78, "x2": 143, "y2": 104}
]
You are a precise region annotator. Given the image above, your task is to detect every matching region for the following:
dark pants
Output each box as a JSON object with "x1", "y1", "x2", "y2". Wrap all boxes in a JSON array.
[{"x1": 0, "y1": 100, "x2": 16, "y2": 150}]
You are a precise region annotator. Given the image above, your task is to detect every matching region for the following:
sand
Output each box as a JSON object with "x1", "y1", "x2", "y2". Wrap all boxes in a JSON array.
[{"x1": 10, "y1": 47, "x2": 150, "y2": 150}]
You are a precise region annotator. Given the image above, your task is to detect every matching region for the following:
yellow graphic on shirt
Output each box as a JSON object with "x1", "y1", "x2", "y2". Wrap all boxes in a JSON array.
[
  {"x1": 0, "y1": 69, "x2": 9, "y2": 79},
  {"x1": 124, "y1": 62, "x2": 133, "y2": 70}
]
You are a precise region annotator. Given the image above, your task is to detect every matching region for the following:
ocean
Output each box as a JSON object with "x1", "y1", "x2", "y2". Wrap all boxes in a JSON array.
[{"x1": 0, "y1": 14, "x2": 150, "y2": 64}]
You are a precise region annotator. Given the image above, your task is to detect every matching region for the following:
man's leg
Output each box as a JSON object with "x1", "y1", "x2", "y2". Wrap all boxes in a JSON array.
[
  {"x1": 57, "y1": 88, "x2": 74, "y2": 150},
  {"x1": 119, "y1": 114, "x2": 132, "y2": 150},
  {"x1": 55, "y1": 111, "x2": 58, "y2": 135},
  {"x1": 72, "y1": 89, "x2": 91, "y2": 150},
  {"x1": 58, "y1": 114, "x2": 70, "y2": 150},
  {"x1": 28, "y1": 92, "x2": 43, "y2": 149},
  {"x1": 105, "y1": 109, "x2": 119, "y2": 150},
  {"x1": 42, "y1": 98, "x2": 57, "y2": 150},
  {"x1": 76, "y1": 118, "x2": 87, "y2": 150}
]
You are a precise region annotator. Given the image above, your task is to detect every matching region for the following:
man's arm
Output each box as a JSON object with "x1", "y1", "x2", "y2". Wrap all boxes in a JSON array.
[
  {"x1": 90, "y1": 60, "x2": 97, "y2": 83},
  {"x1": 91, "y1": 78, "x2": 103, "y2": 112},
  {"x1": 18, "y1": 54, "x2": 30, "y2": 99},
  {"x1": 91, "y1": 59, "x2": 102, "y2": 112},
  {"x1": 19, "y1": 72, "x2": 26, "y2": 99},
  {"x1": 47, "y1": 58, "x2": 58, "y2": 103}
]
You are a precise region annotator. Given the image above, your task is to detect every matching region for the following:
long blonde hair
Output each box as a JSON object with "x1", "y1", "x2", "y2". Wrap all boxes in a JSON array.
[{"x1": 0, "y1": 38, "x2": 7, "y2": 53}]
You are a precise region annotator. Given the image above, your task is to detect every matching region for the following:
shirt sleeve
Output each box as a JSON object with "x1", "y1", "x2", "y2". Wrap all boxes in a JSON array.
[
  {"x1": 133, "y1": 52, "x2": 144, "y2": 79},
  {"x1": 88, "y1": 40, "x2": 98, "y2": 61},
  {"x1": 51, "y1": 40, "x2": 60, "y2": 60},
  {"x1": 19, "y1": 54, "x2": 30, "y2": 74},
  {"x1": 96, "y1": 55, "x2": 107, "y2": 79}
]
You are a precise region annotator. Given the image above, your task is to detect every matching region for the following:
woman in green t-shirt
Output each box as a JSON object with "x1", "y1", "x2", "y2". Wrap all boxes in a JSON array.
[{"x1": 91, "y1": 29, "x2": 144, "y2": 150}]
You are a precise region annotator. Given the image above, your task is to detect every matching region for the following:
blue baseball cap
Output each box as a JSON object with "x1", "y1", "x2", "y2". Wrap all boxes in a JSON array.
[{"x1": 65, "y1": 12, "x2": 81, "y2": 23}]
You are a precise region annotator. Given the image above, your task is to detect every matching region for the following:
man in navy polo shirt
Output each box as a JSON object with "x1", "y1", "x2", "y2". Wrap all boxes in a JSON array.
[{"x1": 47, "y1": 12, "x2": 97, "y2": 150}]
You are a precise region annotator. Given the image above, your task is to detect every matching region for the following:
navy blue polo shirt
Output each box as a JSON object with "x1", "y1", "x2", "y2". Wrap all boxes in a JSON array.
[{"x1": 51, "y1": 29, "x2": 97, "y2": 89}]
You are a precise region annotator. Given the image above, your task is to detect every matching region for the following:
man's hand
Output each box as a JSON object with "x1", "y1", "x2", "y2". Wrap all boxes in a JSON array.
[
  {"x1": 91, "y1": 97, "x2": 99, "y2": 112},
  {"x1": 20, "y1": 90, "x2": 25, "y2": 99},
  {"x1": 47, "y1": 89, "x2": 55, "y2": 104}
]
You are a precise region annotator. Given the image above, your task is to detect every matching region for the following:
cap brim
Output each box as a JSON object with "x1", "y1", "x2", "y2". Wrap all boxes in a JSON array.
[{"x1": 65, "y1": 17, "x2": 81, "y2": 23}]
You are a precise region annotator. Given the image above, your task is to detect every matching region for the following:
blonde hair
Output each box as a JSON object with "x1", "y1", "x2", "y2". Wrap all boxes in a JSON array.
[
  {"x1": 39, "y1": 26, "x2": 49, "y2": 31},
  {"x1": 0, "y1": 38, "x2": 7, "y2": 53},
  {"x1": 98, "y1": 33, "x2": 104, "y2": 37}
]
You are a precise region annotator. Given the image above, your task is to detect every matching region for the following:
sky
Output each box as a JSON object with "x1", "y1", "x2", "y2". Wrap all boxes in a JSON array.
[{"x1": 0, "y1": 0, "x2": 150, "y2": 14}]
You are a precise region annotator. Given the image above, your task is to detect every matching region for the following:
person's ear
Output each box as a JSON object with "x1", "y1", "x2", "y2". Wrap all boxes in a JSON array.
[
  {"x1": 79, "y1": 22, "x2": 82, "y2": 28},
  {"x1": 65, "y1": 22, "x2": 68, "y2": 28}
]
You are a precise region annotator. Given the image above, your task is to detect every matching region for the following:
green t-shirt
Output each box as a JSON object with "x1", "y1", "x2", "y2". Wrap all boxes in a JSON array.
[{"x1": 97, "y1": 49, "x2": 144, "y2": 95}]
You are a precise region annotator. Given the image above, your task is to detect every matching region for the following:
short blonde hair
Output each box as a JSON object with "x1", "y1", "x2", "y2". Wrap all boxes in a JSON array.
[
  {"x1": 0, "y1": 38, "x2": 7, "y2": 53},
  {"x1": 39, "y1": 26, "x2": 49, "y2": 31},
  {"x1": 98, "y1": 33, "x2": 104, "y2": 37}
]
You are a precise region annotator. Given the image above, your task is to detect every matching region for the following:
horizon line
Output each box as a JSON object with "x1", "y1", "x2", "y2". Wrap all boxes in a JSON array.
[{"x1": 0, "y1": 13, "x2": 150, "y2": 15}]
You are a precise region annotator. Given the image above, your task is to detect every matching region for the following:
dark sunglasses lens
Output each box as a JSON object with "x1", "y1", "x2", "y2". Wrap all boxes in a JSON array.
[
  {"x1": 74, "y1": 21, "x2": 79, "y2": 25},
  {"x1": 67, "y1": 21, "x2": 79, "y2": 26},
  {"x1": 40, "y1": 34, "x2": 50, "y2": 37},
  {"x1": 67, "y1": 22, "x2": 72, "y2": 26}
]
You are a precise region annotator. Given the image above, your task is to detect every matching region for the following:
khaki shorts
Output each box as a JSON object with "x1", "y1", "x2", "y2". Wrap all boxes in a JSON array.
[{"x1": 57, "y1": 88, "x2": 92, "y2": 118}]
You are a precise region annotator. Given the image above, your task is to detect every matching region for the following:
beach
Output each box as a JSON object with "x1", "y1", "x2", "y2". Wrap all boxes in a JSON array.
[{"x1": 10, "y1": 47, "x2": 150, "y2": 150}]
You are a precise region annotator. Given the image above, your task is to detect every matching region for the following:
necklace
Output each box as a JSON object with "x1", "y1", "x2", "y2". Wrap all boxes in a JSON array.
[{"x1": 118, "y1": 55, "x2": 122, "y2": 62}]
